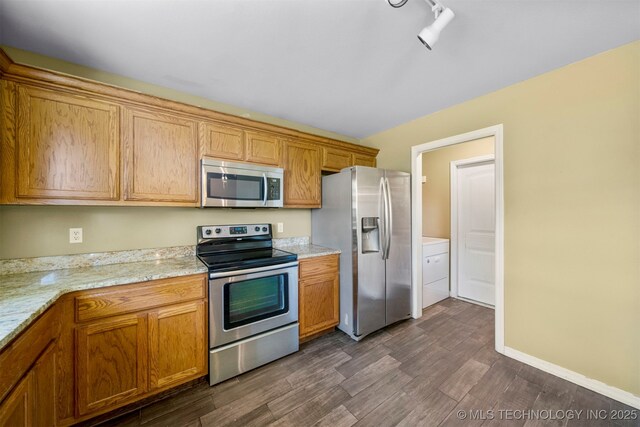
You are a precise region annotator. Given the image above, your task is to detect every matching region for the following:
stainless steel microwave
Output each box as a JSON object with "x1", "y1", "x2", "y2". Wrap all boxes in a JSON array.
[{"x1": 201, "y1": 158, "x2": 284, "y2": 208}]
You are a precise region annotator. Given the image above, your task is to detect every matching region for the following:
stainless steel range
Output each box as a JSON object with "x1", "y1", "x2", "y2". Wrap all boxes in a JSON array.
[{"x1": 196, "y1": 224, "x2": 299, "y2": 385}]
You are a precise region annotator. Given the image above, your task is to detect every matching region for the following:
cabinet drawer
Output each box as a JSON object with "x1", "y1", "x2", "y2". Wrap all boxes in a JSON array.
[
  {"x1": 299, "y1": 255, "x2": 339, "y2": 278},
  {"x1": 75, "y1": 274, "x2": 206, "y2": 322},
  {"x1": 423, "y1": 253, "x2": 449, "y2": 284}
]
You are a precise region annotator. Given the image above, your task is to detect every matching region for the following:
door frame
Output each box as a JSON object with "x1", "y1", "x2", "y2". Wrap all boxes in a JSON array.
[
  {"x1": 450, "y1": 154, "x2": 496, "y2": 304},
  {"x1": 410, "y1": 124, "x2": 505, "y2": 353}
]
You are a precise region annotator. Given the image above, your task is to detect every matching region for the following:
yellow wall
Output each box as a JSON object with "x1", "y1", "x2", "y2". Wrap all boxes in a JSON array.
[
  {"x1": 364, "y1": 41, "x2": 640, "y2": 396},
  {"x1": 422, "y1": 137, "x2": 494, "y2": 238}
]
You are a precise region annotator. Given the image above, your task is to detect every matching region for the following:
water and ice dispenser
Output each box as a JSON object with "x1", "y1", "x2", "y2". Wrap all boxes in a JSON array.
[{"x1": 361, "y1": 217, "x2": 380, "y2": 253}]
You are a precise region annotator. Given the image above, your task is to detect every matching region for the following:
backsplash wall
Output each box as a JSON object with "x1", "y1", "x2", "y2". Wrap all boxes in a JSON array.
[{"x1": 0, "y1": 206, "x2": 311, "y2": 259}]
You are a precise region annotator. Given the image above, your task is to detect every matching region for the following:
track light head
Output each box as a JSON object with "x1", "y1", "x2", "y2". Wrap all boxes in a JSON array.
[{"x1": 417, "y1": 6, "x2": 455, "y2": 50}]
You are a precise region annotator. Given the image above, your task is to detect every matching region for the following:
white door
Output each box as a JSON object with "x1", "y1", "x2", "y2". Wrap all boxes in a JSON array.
[{"x1": 456, "y1": 161, "x2": 495, "y2": 306}]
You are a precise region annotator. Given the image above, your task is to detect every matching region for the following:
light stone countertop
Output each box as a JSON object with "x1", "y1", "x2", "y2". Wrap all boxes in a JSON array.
[
  {"x1": 0, "y1": 238, "x2": 340, "y2": 350},
  {"x1": 0, "y1": 256, "x2": 207, "y2": 350},
  {"x1": 273, "y1": 236, "x2": 341, "y2": 260},
  {"x1": 279, "y1": 244, "x2": 341, "y2": 259}
]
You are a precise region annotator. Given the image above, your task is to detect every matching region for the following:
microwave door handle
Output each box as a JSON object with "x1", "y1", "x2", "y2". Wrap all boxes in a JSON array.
[{"x1": 262, "y1": 173, "x2": 268, "y2": 206}]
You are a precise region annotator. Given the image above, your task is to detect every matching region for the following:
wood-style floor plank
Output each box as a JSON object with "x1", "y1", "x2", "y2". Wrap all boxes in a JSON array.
[
  {"x1": 438, "y1": 359, "x2": 491, "y2": 401},
  {"x1": 343, "y1": 370, "x2": 413, "y2": 420},
  {"x1": 93, "y1": 298, "x2": 632, "y2": 427}
]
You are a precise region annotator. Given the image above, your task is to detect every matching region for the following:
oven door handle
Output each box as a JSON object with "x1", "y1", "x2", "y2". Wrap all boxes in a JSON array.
[
  {"x1": 209, "y1": 261, "x2": 299, "y2": 279},
  {"x1": 262, "y1": 173, "x2": 268, "y2": 206}
]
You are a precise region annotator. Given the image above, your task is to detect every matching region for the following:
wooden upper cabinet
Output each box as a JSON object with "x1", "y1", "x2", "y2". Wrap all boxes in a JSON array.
[
  {"x1": 322, "y1": 147, "x2": 353, "y2": 172},
  {"x1": 353, "y1": 154, "x2": 377, "y2": 168},
  {"x1": 200, "y1": 121, "x2": 245, "y2": 161},
  {"x1": 15, "y1": 85, "x2": 119, "y2": 200},
  {"x1": 123, "y1": 107, "x2": 198, "y2": 204},
  {"x1": 283, "y1": 139, "x2": 321, "y2": 208},
  {"x1": 245, "y1": 130, "x2": 281, "y2": 166},
  {"x1": 75, "y1": 313, "x2": 148, "y2": 416},
  {"x1": 148, "y1": 301, "x2": 206, "y2": 390}
]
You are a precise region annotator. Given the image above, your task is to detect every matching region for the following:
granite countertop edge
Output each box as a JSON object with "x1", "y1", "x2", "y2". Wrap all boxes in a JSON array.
[
  {"x1": 0, "y1": 257, "x2": 208, "y2": 350},
  {"x1": 0, "y1": 243, "x2": 341, "y2": 350}
]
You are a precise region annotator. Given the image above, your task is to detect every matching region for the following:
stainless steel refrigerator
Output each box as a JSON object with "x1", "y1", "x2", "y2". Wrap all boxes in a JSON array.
[{"x1": 311, "y1": 166, "x2": 411, "y2": 341}]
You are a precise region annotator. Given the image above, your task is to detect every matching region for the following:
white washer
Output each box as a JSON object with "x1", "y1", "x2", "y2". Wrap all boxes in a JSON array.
[{"x1": 422, "y1": 237, "x2": 450, "y2": 308}]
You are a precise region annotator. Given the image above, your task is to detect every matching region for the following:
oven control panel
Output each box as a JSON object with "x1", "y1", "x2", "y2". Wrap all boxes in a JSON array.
[{"x1": 201, "y1": 224, "x2": 271, "y2": 239}]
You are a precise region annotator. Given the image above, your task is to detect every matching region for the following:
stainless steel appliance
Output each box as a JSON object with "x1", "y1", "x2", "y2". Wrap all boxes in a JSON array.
[
  {"x1": 311, "y1": 166, "x2": 411, "y2": 341},
  {"x1": 196, "y1": 224, "x2": 299, "y2": 385},
  {"x1": 201, "y1": 158, "x2": 284, "y2": 208}
]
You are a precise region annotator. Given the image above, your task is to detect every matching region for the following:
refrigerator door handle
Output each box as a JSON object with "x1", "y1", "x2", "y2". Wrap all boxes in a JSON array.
[
  {"x1": 385, "y1": 177, "x2": 393, "y2": 258},
  {"x1": 379, "y1": 177, "x2": 387, "y2": 259}
]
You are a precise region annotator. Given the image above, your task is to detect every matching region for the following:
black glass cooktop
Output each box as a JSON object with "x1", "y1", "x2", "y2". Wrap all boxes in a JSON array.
[{"x1": 198, "y1": 248, "x2": 297, "y2": 273}]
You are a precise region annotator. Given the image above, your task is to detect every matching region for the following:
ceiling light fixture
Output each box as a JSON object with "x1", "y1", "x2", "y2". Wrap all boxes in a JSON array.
[{"x1": 387, "y1": 0, "x2": 455, "y2": 50}]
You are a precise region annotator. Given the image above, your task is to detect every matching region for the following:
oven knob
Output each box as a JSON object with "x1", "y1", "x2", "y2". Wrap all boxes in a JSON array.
[
  {"x1": 262, "y1": 227, "x2": 268, "y2": 232},
  {"x1": 205, "y1": 229, "x2": 212, "y2": 236},
  {"x1": 215, "y1": 228, "x2": 221, "y2": 234},
  {"x1": 254, "y1": 226, "x2": 260, "y2": 232}
]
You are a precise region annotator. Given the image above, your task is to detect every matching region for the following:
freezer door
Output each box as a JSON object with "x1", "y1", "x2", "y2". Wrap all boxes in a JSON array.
[
  {"x1": 384, "y1": 170, "x2": 412, "y2": 325},
  {"x1": 353, "y1": 167, "x2": 387, "y2": 338}
]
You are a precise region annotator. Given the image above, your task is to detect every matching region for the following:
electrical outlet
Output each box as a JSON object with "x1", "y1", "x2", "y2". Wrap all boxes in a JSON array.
[
  {"x1": 277, "y1": 222, "x2": 284, "y2": 233},
  {"x1": 69, "y1": 228, "x2": 83, "y2": 244}
]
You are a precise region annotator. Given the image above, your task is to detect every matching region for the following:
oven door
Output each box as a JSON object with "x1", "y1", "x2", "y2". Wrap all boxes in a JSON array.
[
  {"x1": 201, "y1": 159, "x2": 283, "y2": 208},
  {"x1": 209, "y1": 262, "x2": 298, "y2": 347}
]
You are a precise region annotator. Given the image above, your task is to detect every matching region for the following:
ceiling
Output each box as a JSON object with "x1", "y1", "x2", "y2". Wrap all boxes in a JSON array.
[{"x1": 1, "y1": 1, "x2": 638, "y2": 139}]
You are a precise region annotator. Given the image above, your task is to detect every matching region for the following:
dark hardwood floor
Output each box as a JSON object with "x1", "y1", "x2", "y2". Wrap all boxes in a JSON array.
[{"x1": 97, "y1": 298, "x2": 637, "y2": 427}]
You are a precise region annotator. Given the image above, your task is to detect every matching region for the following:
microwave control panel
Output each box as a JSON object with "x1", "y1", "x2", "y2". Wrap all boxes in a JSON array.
[{"x1": 267, "y1": 178, "x2": 281, "y2": 200}]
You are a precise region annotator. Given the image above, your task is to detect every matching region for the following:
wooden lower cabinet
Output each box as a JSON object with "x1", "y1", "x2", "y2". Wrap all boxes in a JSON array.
[
  {"x1": 0, "y1": 306, "x2": 59, "y2": 427},
  {"x1": 148, "y1": 301, "x2": 206, "y2": 390},
  {"x1": 66, "y1": 274, "x2": 208, "y2": 421},
  {"x1": 0, "y1": 374, "x2": 31, "y2": 427},
  {"x1": 0, "y1": 273, "x2": 210, "y2": 425},
  {"x1": 75, "y1": 313, "x2": 148, "y2": 416},
  {"x1": 32, "y1": 342, "x2": 57, "y2": 426},
  {"x1": 298, "y1": 254, "x2": 340, "y2": 339},
  {"x1": 0, "y1": 343, "x2": 57, "y2": 427}
]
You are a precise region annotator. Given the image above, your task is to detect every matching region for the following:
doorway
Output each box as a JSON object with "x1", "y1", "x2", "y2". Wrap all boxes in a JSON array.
[
  {"x1": 410, "y1": 125, "x2": 504, "y2": 353},
  {"x1": 450, "y1": 156, "x2": 495, "y2": 307}
]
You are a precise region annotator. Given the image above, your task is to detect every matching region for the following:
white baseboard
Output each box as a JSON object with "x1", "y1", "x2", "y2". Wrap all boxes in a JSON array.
[{"x1": 503, "y1": 346, "x2": 640, "y2": 410}]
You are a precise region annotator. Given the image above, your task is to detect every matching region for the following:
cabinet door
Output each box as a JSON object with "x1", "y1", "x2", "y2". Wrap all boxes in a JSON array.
[
  {"x1": 200, "y1": 122, "x2": 245, "y2": 161},
  {"x1": 299, "y1": 274, "x2": 340, "y2": 338},
  {"x1": 0, "y1": 374, "x2": 31, "y2": 427},
  {"x1": 245, "y1": 130, "x2": 281, "y2": 166},
  {"x1": 352, "y1": 154, "x2": 376, "y2": 168},
  {"x1": 353, "y1": 154, "x2": 376, "y2": 168},
  {"x1": 15, "y1": 85, "x2": 119, "y2": 200},
  {"x1": 76, "y1": 313, "x2": 147, "y2": 416},
  {"x1": 283, "y1": 140, "x2": 321, "y2": 208},
  {"x1": 321, "y1": 147, "x2": 352, "y2": 172},
  {"x1": 148, "y1": 301, "x2": 206, "y2": 390},
  {"x1": 31, "y1": 342, "x2": 57, "y2": 426},
  {"x1": 123, "y1": 107, "x2": 198, "y2": 203}
]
